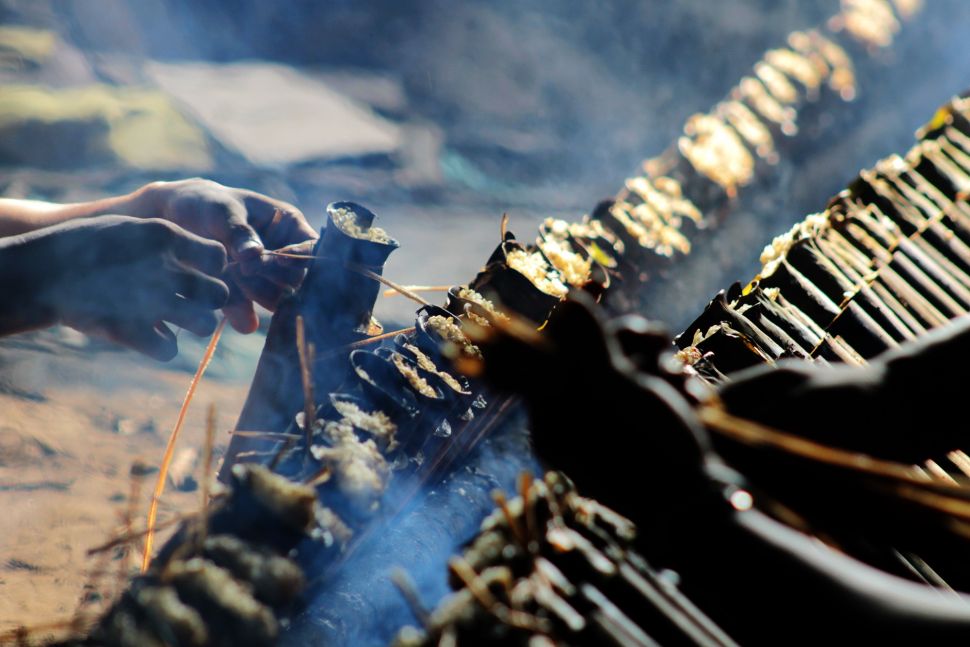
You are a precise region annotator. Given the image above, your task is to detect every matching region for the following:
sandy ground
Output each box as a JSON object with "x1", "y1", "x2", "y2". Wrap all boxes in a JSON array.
[{"x1": 0, "y1": 329, "x2": 256, "y2": 639}]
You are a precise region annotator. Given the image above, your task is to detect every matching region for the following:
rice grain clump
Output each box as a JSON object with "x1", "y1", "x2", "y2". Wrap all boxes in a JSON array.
[
  {"x1": 673, "y1": 346, "x2": 703, "y2": 367},
  {"x1": 333, "y1": 399, "x2": 397, "y2": 449},
  {"x1": 427, "y1": 315, "x2": 482, "y2": 359},
  {"x1": 404, "y1": 343, "x2": 468, "y2": 394},
  {"x1": 505, "y1": 249, "x2": 569, "y2": 297},
  {"x1": 311, "y1": 438, "x2": 389, "y2": 509},
  {"x1": 233, "y1": 464, "x2": 317, "y2": 532},
  {"x1": 331, "y1": 206, "x2": 391, "y2": 243},
  {"x1": 391, "y1": 353, "x2": 438, "y2": 398},
  {"x1": 457, "y1": 287, "x2": 509, "y2": 322},
  {"x1": 537, "y1": 237, "x2": 592, "y2": 287},
  {"x1": 565, "y1": 218, "x2": 621, "y2": 267},
  {"x1": 758, "y1": 212, "x2": 829, "y2": 278}
]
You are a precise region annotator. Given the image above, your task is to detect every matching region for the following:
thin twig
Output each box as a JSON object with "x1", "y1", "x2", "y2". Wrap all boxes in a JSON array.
[
  {"x1": 345, "y1": 261, "x2": 432, "y2": 307},
  {"x1": 227, "y1": 430, "x2": 301, "y2": 439},
  {"x1": 231, "y1": 248, "x2": 432, "y2": 308},
  {"x1": 72, "y1": 531, "x2": 113, "y2": 631},
  {"x1": 391, "y1": 568, "x2": 431, "y2": 628},
  {"x1": 113, "y1": 469, "x2": 142, "y2": 600},
  {"x1": 698, "y1": 405, "x2": 937, "y2": 485},
  {"x1": 519, "y1": 472, "x2": 538, "y2": 549},
  {"x1": 314, "y1": 326, "x2": 417, "y2": 362},
  {"x1": 199, "y1": 404, "x2": 217, "y2": 551},
  {"x1": 295, "y1": 315, "x2": 316, "y2": 450},
  {"x1": 352, "y1": 326, "x2": 417, "y2": 348},
  {"x1": 225, "y1": 250, "x2": 312, "y2": 271},
  {"x1": 382, "y1": 285, "x2": 451, "y2": 297},
  {"x1": 449, "y1": 556, "x2": 547, "y2": 632},
  {"x1": 449, "y1": 557, "x2": 498, "y2": 610},
  {"x1": 240, "y1": 449, "x2": 282, "y2": 460},
  {"x1": 264, "y1": 250, "x2": 317, "y2": 261},
  {"x1": 493, "y1": 490, "x2": 527, "y2": 548},
  {"x1": 141, "y1": 317, "x2": 226, "y2": 572},
  {"x1": 0, "y1": 618, "x2": 96, "y2": 646},
  {"x1": 303, "y1": 464, "x2": 332, "y2": 488},
  {"x1": 87, "y1": 513, "x2": 192, "y2": 556}
]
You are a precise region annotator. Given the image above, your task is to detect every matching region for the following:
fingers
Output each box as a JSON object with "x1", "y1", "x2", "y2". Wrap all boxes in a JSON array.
[
  {"x1": 238, "y1": 274, "x2": 289, "y2": 312},
  {"x1": 100, "y1": 317, "x2": 179, "y2": 362},
  {"x1": 231, "y1": 195, "x2": 315, "y2": 280},
  {"x1": 240, "y1": 192, "x2": 318, "y2": 248},
  {"x1": 228, "y1": 264, "x2": 292, "y2": 311},
  {"x1": 258, "y1": 262, "x2": 306, "y2": 291},
  {"x1": 158, "y1": 265, "x2": 227, "y2": 337},
  {"x1": 159, "y1": 294, "x2": 220, "y2": 337},
  {"x1": 272, "y1": 239, "x2": 317, "y2": 268},
  {"x1": 201, "y1": 199, "x2": 264, "y2": 263},
  {"x1": 224, "y1": 279, "x2": 259, "y2": 334},
  {"x1": 253, "y1": 239, "x2": 313, "y2": 290},
  {"x1": 114, "y1": 265, "x2": 224, "y2": 342},
  {"x1": 275, "y1": 239, "x2": 316, "y2": 255},
  {"x1": 156, "y1": 221, "x2": 228, "y2": 278},
  {"x1": 134, "y1": 182, "x2": 320, "y2": 336},
  {"x1": 222, "y1": 261, "x2": 296, "y2": 334},
  {"x1": 169, "y1": 265, "x2": 230, "y2": 309}
]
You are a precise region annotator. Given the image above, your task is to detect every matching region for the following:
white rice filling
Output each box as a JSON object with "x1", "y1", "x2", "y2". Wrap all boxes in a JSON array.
[
  {"x1": 537, "y1": 237, "x2": 592, "y2": 287},
  {"x1": 427, "y1": 314, "x2": 482, "y2": 359},
  {"x1": 403, "y1": 343, "x2": 467, "y2": 394},
  {"x1": 391, "y1": 353, "x2": 437, "y2": 398},
  {"x1": 457, "y1": 287, "x2": 509, "y2": 322},
  {"x1": 505, "y1": 249, "x2": 569, "y2": 298},
  {"x1": 311, "y1": 433, "x2": 389, "y2": 507},
  {"x1": 758, "y1": 212, "x2": 828, "y2": 278},
  {"x1": 333, "y1": 400, "x2": 397, "y2": 448},
  {"x1": 331, "y1": 207, "x2": 391, "y2": 243}
]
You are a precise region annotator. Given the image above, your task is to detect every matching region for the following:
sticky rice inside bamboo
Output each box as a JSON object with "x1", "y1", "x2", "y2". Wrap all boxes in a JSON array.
[
  {"x1": 404, "y1": 343, "x2": 468, "y2": 394},
  {"x1": 331, "y1": 206, "x2": 391, "y2": 243},
  {"x1": 427, "y1": 315, "x2": 482, "y2": 359},
  {"x1": 392, "y1": 353, "x2": 438, "y2": 398},
  {"x1": 333, "y1": 400, "x2": 397, "y2": 449},
  {"x1": 505, "y1": 249, "x2": 569, "y2": 297},
  {"x1": 311, "y1": 430, "x2": 389, "y2": 508},
  {"x1": 457, "y1": 287, "x2": 509, "y2": 322},
  {"x1": 537, "y1": 237, "x2": 592, "y2": 287}
]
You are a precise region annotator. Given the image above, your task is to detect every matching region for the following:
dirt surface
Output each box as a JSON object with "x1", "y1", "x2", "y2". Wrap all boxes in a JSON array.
[{"x1": 0, "y1": 329, "x2": 254, "y2": 638}]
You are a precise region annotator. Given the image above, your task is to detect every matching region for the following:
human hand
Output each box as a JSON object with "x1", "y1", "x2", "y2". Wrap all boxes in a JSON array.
[
  {"x1": 0, "y1": 215, "x2": 229, "y2": 361},
  {"x1": 131, "y1": 179, "x2": 318, "y2": 333}
]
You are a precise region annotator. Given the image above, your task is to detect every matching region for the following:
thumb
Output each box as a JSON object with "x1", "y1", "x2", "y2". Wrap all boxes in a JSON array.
[{"x1": 205, "y1": 199, "x2": 264, "y2": 262}]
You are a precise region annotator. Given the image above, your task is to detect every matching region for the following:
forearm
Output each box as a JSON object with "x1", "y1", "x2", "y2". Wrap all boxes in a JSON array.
[{"x1": 0, "y1": 185, "x2": 158, "y2": 237}]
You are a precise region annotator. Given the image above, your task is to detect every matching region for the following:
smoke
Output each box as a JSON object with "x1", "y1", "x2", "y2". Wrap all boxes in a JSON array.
[{"x1": 282, "y1": 405, "x2": 540, "y2": 647}]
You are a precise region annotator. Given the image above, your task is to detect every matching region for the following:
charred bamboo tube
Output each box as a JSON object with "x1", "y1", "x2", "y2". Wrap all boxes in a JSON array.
[
  {"x1": 63, "y1": 465, "x2": 329, "y2": 647},
  {"x1": 394, "y1": 472, "x2": 739, "y2": 647},
  {"x1": 220, "y1": 202, "x2": 399, "y2": 478},
  {"x1": 684, "y1": 93, "x2": 970, "y2": 379}
]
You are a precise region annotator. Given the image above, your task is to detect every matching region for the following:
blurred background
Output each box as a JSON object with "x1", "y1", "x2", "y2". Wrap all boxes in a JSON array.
[
  {"x1": 4, "y1": 0, "x2": 967, "y2": 327},
  {"x1": 1, "y1": 0, "x2": 968, "y2": 636},
  {"x1": 0, "y1": 0, "x2": 970, "y2": 327}
]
